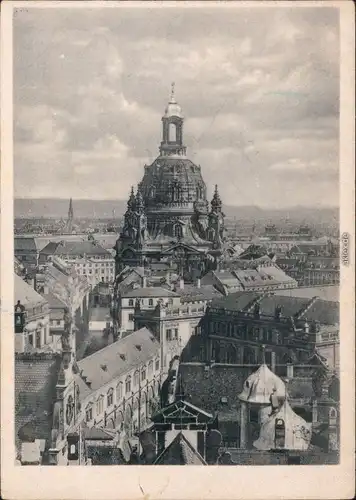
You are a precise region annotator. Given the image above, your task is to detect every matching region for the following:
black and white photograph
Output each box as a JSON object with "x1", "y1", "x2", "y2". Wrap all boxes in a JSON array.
[{"x1": 1, "y1": 1, "x2": 355, "y2": 498}]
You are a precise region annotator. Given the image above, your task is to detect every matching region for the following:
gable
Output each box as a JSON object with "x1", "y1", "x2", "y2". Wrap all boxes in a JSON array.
[
  {"x1": 161, "y1": 243, "x2": 204, "y2": 256},
  {"x1": 152, "y1": 399, "x2": 213, "y2": 424}
]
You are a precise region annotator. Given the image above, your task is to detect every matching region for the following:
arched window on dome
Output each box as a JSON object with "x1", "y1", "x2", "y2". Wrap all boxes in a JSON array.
[{"x1": 169, "y1": 123, "x2": 177, "y2": 142}]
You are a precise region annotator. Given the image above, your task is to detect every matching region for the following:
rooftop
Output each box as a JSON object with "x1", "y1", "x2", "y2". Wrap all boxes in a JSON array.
[
  {"x1": 40, "y1": 240, "x2": 111, "y2": 257},
  {"x1": 175, "y1": 284, "x2": 222, "y2": 302},
  {"x1": 209, "y1": 291, "x2": 339, "y2": 326},
  {"x1": 122, "y1": 287, "x2": 179, "y2": 298},
  {"x1": 154, "y1": 432, "x2": 207, "y2": 465},
  {"x1": 15, "y1": 354, "x2": 61, "y2": 452},
  {"x1": 77, "y1": 327, "x2": 159, "y2": 392},
  {"x1": 276, "y1": 286, "x2": 339, "y2": 303},
  {"x1": 15, "y1": 274, "x2": 47, "y2": 308}
]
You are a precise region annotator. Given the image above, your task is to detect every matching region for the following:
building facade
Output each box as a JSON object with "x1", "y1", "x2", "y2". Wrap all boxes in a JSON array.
[
  {"x1": 39, "y1": 240, "x2": 115, "y2": 286},
  {"x1": 49, "y1": 327, "x2": 161, "y2": 465},
  {"x1": 14, "y1": 274, "x2": 52, "y2": 353}
]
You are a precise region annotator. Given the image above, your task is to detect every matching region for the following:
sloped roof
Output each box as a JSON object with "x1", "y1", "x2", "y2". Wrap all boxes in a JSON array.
[
  {"x1": 14, "y1": 237, "x2": 38, "y2": 252},
  {"x1": 238, "y1": 364, "x2": 286, "y2": 404},
  {"x1": 40, "y1": 240, "x2": 111, "y2": 257},
  {"x1": 154, "y1": 432, "x2": 207, "y2": 465},
  {"x1": 152, "y1": 399, "x2": 214, "y2": 424},
  {"x1": 175, "y1": 284, "x2": 222, "y2": 302},
  {"x1": 258, "y1": 295, "x2": 311, "y2": 318},
  {"x1": 299, "y1": 298, "x2": 339, "y2": 325},
  {"x1": 15, "y1": 354, "x2": 61, "y2": 452},
  {"x1": 43, "y1": 291, "x2": 66, "y2": 309},
  {"x1": 234, "y1": 266, "x2": 296, "y2": 288},
  {"x1": 122, "y1": 287, "x2": 179, "y2": 298},
  {"x1": 253, "y1": 400, "x2": 312, "y2": 451},
  {"x1": 14, "y1": 274, "x2": 47, "y2": 307},
  {"x1": 83, "y1": 427, "x2": 114, "y2": 441},
  {"x1": 77, "y1": 327, "x2": 159, "y2": 392},
  {"x1": 210, "y1": 291, "x2": 260, "y2": 312},
  {"x1": 275, "y1": 286, "x2": 339, "y2": 303}
]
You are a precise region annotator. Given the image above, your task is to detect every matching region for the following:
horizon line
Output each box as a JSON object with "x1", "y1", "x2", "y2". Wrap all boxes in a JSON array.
[{"x1": 14, "y1": 197, "x2": 339, "y2": 210}]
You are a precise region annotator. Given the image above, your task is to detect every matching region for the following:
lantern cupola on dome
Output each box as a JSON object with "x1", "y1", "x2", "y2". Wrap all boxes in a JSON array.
[{"x1": 164, "y1": 82, "x2": 183, "y2": 119}]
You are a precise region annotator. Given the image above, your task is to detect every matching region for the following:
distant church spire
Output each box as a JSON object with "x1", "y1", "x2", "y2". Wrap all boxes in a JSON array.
[{"x1": 65, "y1": 198, "x2": 74, "y2": 234}]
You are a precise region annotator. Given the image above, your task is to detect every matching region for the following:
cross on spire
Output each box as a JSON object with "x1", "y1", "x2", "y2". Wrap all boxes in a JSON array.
[{"x1": 170, "y1": 81, "x2": 176, "y2": 102}]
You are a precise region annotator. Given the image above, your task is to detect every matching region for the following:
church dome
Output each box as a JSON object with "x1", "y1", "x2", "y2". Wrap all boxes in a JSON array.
[
  {"x1": 140, "y1": 156, "x2": 207, "y2": 210},
  {"x1": 238, "y1": 364, "x2": 286, "y2": 404}
]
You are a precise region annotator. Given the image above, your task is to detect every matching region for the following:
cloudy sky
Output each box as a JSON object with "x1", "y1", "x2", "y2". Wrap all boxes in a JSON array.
[{"x1": 13, "y1": 5, "x2": 339, "y2": 208}]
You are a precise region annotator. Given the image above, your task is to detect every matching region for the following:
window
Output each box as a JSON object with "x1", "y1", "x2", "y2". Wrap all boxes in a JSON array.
[
  {"x1": 173, "y1": 328, "x2": 179, "y2": 340},
  {"x1": 107, "y1": 388, "x2": 114, "y2": 407},
  {"x1": 125, "y1": 376, "x2": 131, "y2": 394},
  {"x1": 129, "y1": 314, "x2": 134, "y2": 322},
  {"x1": 149, "y1": 298, "x2": 154, "y2": 306},
  {"x1": 148, "y1": 360, "x2": 153, "y2": 376},
  {"x1": 155, "y1": 359, "x2": 160, "y2": 371},
  {"x1": 141, "y1": 367, "x2": 146, "y2": 381},
  {"x1": 134, "y1": 371, "x2": 139, "y2": 387},
  {"x1": 86, "y1": 405, "x2": 93, "y2": 422},
  {"x1": 166, "y1": 329, "x2": 172, "y2": 341},
  {"x1": 96, "y1": 396, "x2": 104, "y2": 415},
  {"x1": 128, "y1": 299, "x2": 134, "y2": 307},
  {"x1": 56, "y1": 320, "x2": 61, "y2": 326},
  {"x1": 116, "y1": 382, "x2": 123, "y2": 401}
]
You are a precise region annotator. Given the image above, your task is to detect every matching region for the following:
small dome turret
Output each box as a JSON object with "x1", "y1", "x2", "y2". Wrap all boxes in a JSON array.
[{"x1": 238, "y1": 364, "x2": 286, "y2": 404}]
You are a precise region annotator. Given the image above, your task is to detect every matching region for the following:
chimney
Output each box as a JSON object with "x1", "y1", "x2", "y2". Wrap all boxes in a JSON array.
[
  {"x1": 142, "y1": 275, "x2": 147, "y2": 288},
  {"x1": 196, "y1": 278, "x2": 201, "y2": 289},
  {"x1": 179, "y1": 278, "x2": 184, "y2": 290},
  {"x1": 304, "y1": 321, "x2": 310, "y2": 334}
]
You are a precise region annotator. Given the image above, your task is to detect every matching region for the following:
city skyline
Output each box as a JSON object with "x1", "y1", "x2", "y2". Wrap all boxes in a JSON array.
[{"x1": 14, "y1": 6, "x2": 339, "y2": 208}]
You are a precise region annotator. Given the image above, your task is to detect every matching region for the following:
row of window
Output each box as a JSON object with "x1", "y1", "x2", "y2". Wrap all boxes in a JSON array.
[
  {"x1": 75, "y1": 262, "x2": 114, "y2": 268},
  {"x1": 85, "y1": 359, "x2": 160, "y2": 421},
  {"x1": 209, "y1": 321, "x2": 281, "y2": 344},
  {"x1": 166, "y1": 328, "x2": 179, "y2": 341}
]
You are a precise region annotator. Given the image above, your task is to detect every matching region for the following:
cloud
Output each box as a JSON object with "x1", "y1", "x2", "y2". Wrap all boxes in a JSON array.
[{"x1": 13, "y1": 5, "x2": 339, "y2": 207}]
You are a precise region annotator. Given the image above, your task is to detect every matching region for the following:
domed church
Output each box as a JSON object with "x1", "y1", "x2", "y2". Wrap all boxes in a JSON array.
[{"x1": 115, "y1": 84, "x2": 226, "y2": 280}]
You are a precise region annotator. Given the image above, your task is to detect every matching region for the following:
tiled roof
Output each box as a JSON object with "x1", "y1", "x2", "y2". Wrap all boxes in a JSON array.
[
  {"x1": 83, "y1": 426, "x2": 114, "y2": 441},
  {"x1": 43, "y1": 291, "x2": 66, "y2": 309},
  {"x1": 40, "y1": 240, "x2": 111, "y2": 257},
  {"x1": 15, "y1": 354, "x2": 61, "y2": 451},
  {"x1": 14, "y1": 274, "x2": 47, "y2": 307},
  {"x1": 122, "y1": 287, "x2": 179, "y2": 298},
  {"x1": 175, "y1": 284, "x2": 222, "y2": 302},
  {"x1": 210, "y1": 290, "x2": 339, "y2": 326},
  {"x1": 258, "y1": 295, "x2": 311, "y2": 318},
  {"x1": 14, "y1": 237, "x2": 38, "y2": 252},
  {"x1": 77, "y1": 327, "x2": 159, "y2": 392},
  {"x1": 233, "y1": 266, "x2": 296, "y2": 288},
  {"x1": 210, "y1": 291, "x2": 260, "y2": 312},
  {"x1": 275, "y1": 286, "x2": 339, "y2": 303},
  {"x1": 299, "y1": 298, "x2": 339, "y2": 325},
  {"x1": 154, "y1": 432, "x2": 207, "y2": 465}
]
